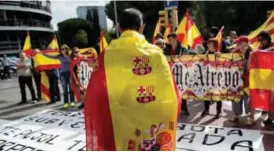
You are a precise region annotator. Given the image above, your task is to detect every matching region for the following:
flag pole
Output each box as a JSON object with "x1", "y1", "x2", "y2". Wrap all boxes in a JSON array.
[{"x1": 114, "y1": 1, "x2": 119, "y2": 37}]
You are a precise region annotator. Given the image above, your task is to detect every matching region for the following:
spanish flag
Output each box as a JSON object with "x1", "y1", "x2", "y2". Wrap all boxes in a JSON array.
[
  {"x1": 100, "y1": 32, "x2": 108, "y2": 53},
  {"x1": 215, "y1": 26, "x2": 224, "y2": 52},
  {"x1": 152, "y1": 20, "x2": 161, "y2": 44},
  {"x1": 176, "y1": 10, "x2": 203, "y2": 49},
  {"x1": 79, "y1": 47, "x2": 98, "y2": 58},
  {"x1": 85, "y1": 30, "x2": 179, "y2": 151},
  {"x1": 33, "y1": 52, "x2": 60, "y2": 102},
  {"x1": 44, "y1": 35, "x2": 60, "y2": 55},
  {"x1": 249, "y1": 51, "x2": 274, "y2": 112},
  {"x1": 164, "y1": 23, "x2": 172, "y2": 42},
  {"x1": 34, "y1": 35, "x2": 61, "y2": 102},
  {"x1": 23, "y1": 32, "x2": 32, "y2": 56},
  {"x1": 248, "y1": 11, "x2": 274, "y2": 50}
]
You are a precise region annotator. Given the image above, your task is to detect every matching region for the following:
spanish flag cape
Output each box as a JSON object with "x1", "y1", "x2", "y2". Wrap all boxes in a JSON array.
[
  {"x1": 84, "y1": 30, "x2": 180, "y2": 151},
  {"x1": 249, "y1": 51, "x2": 274, "y2": 112}
]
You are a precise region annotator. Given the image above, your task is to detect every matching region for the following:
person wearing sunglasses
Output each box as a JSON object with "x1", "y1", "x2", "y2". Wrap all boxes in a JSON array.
[
  {"x1": 44, "y1": 44, "x2": 75, "y2": 109},
  {"x1": 258, "y1": 31, "x2": 273, "y2": 50},
  {"x1": 155, "y1": 38, "x2": 166, "y2": 50}
]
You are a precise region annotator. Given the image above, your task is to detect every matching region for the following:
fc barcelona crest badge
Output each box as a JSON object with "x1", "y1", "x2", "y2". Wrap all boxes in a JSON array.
[
  {"x1": 132, "y1": 56, "x2": 152, "y2": 75},
  {"x1": 137, "y1": 86, "x2": 156, "y2": 103}
]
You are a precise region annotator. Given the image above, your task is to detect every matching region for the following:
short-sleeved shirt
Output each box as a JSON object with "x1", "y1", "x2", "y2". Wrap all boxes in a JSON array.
[{"x1": 17, "y1": 58, "x2": 32, "y2": 76}]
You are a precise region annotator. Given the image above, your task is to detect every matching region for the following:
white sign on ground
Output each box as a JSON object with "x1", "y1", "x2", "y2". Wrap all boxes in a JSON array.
[
  {"x1": 0, "y1": 109, "x2": 85, "y2": 151},
  {"x1": 0, "y1": 110, "x2": 265, "y2": 151},
  {"x1": 176, "y1": 123, "x2": 264, "y2": 151}
]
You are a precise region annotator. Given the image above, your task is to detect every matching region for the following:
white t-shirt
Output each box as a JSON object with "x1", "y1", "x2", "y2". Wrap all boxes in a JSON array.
[{"x1": 17, "y1": 58, "x2": 32, "y2": 76}]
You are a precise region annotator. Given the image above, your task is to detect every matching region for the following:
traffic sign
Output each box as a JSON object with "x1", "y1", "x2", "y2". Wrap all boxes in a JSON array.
[{"x1": 164, "y1": 0, "x2": 178, "y2": 10}]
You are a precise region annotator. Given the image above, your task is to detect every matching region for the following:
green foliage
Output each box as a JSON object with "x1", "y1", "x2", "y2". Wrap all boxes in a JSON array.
[
  {"x1": 106, "y1": 1, "x2": 274, "y2": 42},
  {"x1": 58, "y1": 18, "x2": 97, "y2": 48},
  {"x1": 72, "y1": 29, "x2": 88, "y2": 48},
  {"x1": 105, "y1": 1, "x2": 191, "y2": 42}
]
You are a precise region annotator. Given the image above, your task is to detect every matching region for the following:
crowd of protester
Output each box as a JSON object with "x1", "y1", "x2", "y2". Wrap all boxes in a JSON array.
[
  {"x1": 155, "y1": 28, "x2": 274, "y2": 126},
  {"x1": 14, "y1": 46, "x2": 87, "y2": 110},
  {"x1": 2, "y1": 15, "x2": 273, "y2": 127}
]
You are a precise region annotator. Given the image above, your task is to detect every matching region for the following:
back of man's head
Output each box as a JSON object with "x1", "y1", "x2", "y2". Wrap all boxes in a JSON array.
[{"x1": 119, "y1": 8, "x2": 143, "y2": 31}]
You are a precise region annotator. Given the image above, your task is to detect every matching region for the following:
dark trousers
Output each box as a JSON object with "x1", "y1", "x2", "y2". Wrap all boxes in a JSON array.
[
  {"x1": 181, "y1": 99, "x2": 189, "y2": 113},
  {"x1": 18, "y1": 76, "x2": 36, "y2": 102},
  {"x1": 60, "y1": 72, "x2": 74, "y2": 103},
  {"x1": 204, "y1": 100, "x2": 222, "y2": 114},
  {"x1": 4, "y1": 66, "x2": 10, "y2": 79},
  {"x1": 47, "y1": 73, "x2": 58, "y2": 103},
  {"x1": 33, "y1": 73, "x2": 41, "y2": 100},
  {"x1": 56, "y1": 79, "x2": 61, "y2": 100}
]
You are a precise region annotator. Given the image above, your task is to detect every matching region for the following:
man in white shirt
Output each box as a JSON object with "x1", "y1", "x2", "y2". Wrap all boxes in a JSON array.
[{"x1": 16, "y1": 52, "x2": 37, "y2": 104}]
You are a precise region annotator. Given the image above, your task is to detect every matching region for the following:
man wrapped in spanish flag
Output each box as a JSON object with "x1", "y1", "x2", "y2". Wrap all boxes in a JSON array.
[{"x1": 84, "y1": 8, "x2": 180, "y2": 151}]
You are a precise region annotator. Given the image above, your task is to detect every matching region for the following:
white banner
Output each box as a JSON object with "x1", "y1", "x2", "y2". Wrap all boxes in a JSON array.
[
  {"x1": 0, "y1": 109, "x2": 85, "y2": 151},
  {"x1": 176, "y1": 123, "x2": 264, "y2": 151},
  {"x1": 0, "y1": 110, "x2": 265, "y2": 151}
]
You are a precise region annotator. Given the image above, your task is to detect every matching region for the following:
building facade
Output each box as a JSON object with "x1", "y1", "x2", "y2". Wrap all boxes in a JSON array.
[
  {"x1": 0, "y1": 1, "x2": 54, "y2": 55},
  {"x1": 77, "y1": 6, "x2": 108, "y2": 30}
]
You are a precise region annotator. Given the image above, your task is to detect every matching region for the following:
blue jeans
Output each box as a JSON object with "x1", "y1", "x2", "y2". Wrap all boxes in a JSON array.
[{"x1": 60, "y1": 72, "x2": 74, "y2": 103}]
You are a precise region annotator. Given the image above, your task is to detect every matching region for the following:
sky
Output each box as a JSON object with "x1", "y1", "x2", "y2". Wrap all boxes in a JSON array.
[{"x1": 51, "y1": 0, "x2": 112, "y2": 31}]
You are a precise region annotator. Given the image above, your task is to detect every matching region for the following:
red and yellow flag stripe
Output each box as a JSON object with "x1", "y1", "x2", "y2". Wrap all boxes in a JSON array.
[
  {"x1": 85, "y1": 31, "x2": 179, "y2": 151},
  {"x1": 249, "y1": 51, "x2": 274, "y2": 112},
  {"x1": 23, "y1": 32, "x2": 32, "y2": 56},
  {"x1": 248, "y1": 11, "x2": 274, "y2": 50},
  {"x1": 176, "y1": 10, "x2": 203, "y2": 49},
  {"x1": 152, "y1": 20, "x2": 161, "y2": 44}
]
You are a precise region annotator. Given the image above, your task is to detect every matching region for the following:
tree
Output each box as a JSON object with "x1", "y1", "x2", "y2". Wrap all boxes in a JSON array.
[
  {"x1": 105, "y1": 1, "x2": 191, "y2": 42},
  {"x1": 57, "y1": 18, "x2": 97, "y2": 48},
  {"x1": 106, "y1": 1, "x2": 274, "y2": 42},
  {"x1": 72, "y1": 29, "x2": 88, "y2": 48}
]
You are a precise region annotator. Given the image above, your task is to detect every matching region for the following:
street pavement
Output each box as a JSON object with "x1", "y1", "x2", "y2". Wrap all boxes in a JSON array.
[{"x1": 0, "y1": 77, "x2": 273, "y2": 150}]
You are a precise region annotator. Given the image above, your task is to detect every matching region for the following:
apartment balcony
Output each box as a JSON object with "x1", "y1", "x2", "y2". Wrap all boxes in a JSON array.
[
  {"x1": 0, "y1": 1, "x2": 51, "y2": 17},
  {"x1": 0, "y1": 20, "x2": 53, "y2": 33}
]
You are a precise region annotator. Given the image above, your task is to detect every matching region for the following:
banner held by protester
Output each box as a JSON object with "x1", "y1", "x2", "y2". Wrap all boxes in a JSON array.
[{"x1": 170, "y1": 53, "x2": 245, "y2": 101}]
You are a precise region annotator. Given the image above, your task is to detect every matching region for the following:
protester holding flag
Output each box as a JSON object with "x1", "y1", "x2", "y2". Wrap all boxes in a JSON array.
[
  {"x1": 204, "y1": 26, "x2": 229, "y2": 53},
  {"x1": 44, "y1": 45, "x2": 75, "y2": 109},
  {"x1": 16, "y1": 52, "x2": 37, "y2": 104},
  {"x1": 84, "y1": 8, "x2": 179, "y2": 150},
  {"x1": 71, "y1": 47, "x2": 85, "y2": 109},
  {"x1": 256, "y1": 31, "x2": 274, "y2": 125},
  {"x1": 31, "y1": 49, "x2": 42, "y2": 101},
  {"x1": 230, "y1": 36, "x2": 252, "y2": 123}
]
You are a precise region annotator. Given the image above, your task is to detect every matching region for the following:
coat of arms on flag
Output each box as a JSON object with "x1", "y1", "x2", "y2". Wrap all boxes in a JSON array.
[
  {"x1": 137, "y1": 86, "x2": 156, "y2": 103},
  {"x1": 132, "y1": 56, "x2": 152, "y2": 75}
]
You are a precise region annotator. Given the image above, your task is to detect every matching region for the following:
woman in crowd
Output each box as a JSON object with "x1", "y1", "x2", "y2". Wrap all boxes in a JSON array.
[
  {"x1": 229, "y1": 36, "x2": 253, "y2": 124},
  {"x1": 45, "y1": 45, "x2": 75, "y2": 109}
]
